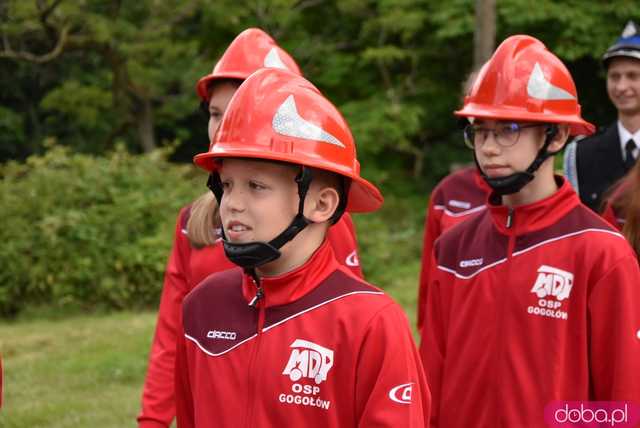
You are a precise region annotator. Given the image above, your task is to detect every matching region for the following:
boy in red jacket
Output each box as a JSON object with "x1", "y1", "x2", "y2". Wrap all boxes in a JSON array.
[
  {"x1": 175, "y1": 68, "x2": 430, "y2": 427},
  {"x1": 420, "y1": 35, "x2": 640, "y2": 427},
  {"x1": 137, "y1": 29, "x2": 362, "y2": 428}
]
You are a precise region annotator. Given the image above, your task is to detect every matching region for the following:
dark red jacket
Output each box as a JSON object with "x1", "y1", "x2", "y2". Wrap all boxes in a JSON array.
[
  {"x1": 175, "y1": 240, "x2": 430, "y2": 427},
  {"x1": 420, "y1": 178, "x2": 640, "y2": 427},
  {"x1": 137, "y1": 207, "x2": 363, "y2": 428},
  {"x1": 417, "y1": 167, "x2": 488, "y2": 331}
]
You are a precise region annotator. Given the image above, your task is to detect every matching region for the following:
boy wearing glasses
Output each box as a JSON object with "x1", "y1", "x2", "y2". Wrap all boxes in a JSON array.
[{"x1": 420, "y1": 35, "x2": 640, "y2": 427}]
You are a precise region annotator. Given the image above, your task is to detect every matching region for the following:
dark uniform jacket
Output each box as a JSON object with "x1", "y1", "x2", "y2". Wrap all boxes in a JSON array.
[{"x1": 563, "y1": 123, "x2": 631, "y2": 212}]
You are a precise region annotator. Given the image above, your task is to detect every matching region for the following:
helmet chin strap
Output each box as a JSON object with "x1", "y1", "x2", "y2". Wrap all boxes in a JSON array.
[
  {"x1": 476, "y1": 124, "x2": 560, "y2": 196},
  {"x1": 207, "y1": 167, "x2": 314, "y2": 270}
]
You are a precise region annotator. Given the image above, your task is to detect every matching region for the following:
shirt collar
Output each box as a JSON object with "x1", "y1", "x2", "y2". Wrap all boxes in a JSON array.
[{"x1": 617, "y1": 121, "x2": 640, "y2": 159}]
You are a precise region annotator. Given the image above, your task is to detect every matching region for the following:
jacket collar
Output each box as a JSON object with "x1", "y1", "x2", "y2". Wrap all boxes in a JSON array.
[
  {"x1": 487, "y1": 176, "x2": 581, "y2": 235},
  {"x1": 241, "y1": 239, "x2": 340, "y2": 308}
]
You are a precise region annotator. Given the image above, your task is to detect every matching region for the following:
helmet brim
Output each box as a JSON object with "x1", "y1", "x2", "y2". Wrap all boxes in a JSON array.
[
  {"x1": 454, "y1": 105, "x2": 595, "y2": 137},
  {"x1": 196, "y1": 73, "x2": 248, "y2": 102},
  {"x1": 193, "y1": 150, "x2": 383, "y2": 213}
]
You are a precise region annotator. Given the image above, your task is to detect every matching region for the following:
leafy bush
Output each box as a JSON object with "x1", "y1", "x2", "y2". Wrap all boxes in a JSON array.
[{"x1": 0, "y1": 143, "x2": 204, "y2": 317}]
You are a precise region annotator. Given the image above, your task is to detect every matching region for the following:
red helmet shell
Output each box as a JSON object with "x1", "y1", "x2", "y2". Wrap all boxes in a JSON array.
[
  {"x1": 196, "y1": 28, "x2": 302, "y2": 102},
  {"x1": 194, "y1": 68, "x2": 383, "y2": 213},
  {"x1": 456, "y1": 35, "x2": 594, "y2": 136}
]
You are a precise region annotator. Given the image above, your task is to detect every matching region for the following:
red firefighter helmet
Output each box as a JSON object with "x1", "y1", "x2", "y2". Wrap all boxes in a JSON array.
[
  {"x1": 456, "y1": 35, "x2": 594, "y2": 136},
  {"x1": 196, "y1": 28, "x2": 302, "y2": 102},
  {"x1": 194, "y1": 68, "x2": 383, "y2": 213}
]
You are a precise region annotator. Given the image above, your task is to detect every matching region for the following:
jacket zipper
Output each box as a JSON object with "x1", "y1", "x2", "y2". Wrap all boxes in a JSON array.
[
  {"x1": 506, "y1": 207, "x2": 514, "y2": 229},
  {"x1": 496, "y1": 207, "x2": 516, "y2": 427},
  {"x1": 245, "y1": 274, "x2": 265, "y2": 427}
]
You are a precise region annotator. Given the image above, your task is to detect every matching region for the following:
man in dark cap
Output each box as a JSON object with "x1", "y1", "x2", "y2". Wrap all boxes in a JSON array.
[{"x1": 564, "y1": 21, "x2": 640, "y2": 212}]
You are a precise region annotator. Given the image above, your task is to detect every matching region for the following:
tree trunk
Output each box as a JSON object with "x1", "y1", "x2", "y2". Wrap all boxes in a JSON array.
[
  {"x1": 136, "y1": 97, "x2": 156, "y2": 152},
  {"x1": 473, "y1": 0, "x2": 496, "y2": 70}
]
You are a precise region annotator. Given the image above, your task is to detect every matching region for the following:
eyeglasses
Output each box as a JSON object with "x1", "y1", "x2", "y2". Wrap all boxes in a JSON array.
[{"x1": 463, "y1": 123, "x2": 544, "y2": 149}]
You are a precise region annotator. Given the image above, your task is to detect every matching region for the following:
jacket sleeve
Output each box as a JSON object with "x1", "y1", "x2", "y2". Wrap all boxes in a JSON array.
[
  {"x1": 417, "y1": 197, "x2": 443, "y2": 332},
  {"x1": 588, "y1": 253, "x2": 640, "y2": 400},
  {"x1": 354, "y1": 302, "x2": 431, "y2": 427},
  {"x1": 174, "y1": 329, "x2": 195, "y2": 428},
  {"x1": 138, "y1": 209, "x2": 192, "y2": 428},
  {"x1": 419, "y1": 264, "x2": 453, "y2": 428},
  {"x1": 327, "y1": 213, "x2": 364, "y2": 279}
]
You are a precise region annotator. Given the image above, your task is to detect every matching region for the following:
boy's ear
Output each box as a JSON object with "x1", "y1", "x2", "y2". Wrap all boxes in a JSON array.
[
  {"x1": 547, "y1": 124, "x2": 570, "y2": 152},
  {"x1": 305, "y1": 185, "x2": 340, "y2": 223}
]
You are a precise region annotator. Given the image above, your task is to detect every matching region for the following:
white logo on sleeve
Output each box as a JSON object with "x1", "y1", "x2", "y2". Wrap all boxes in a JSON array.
[
  {"x1": 527, "y1": 265, "x2": 573, "y2": 320},
  {"x1": 527, "y1": 63, "x2": 576, "y2": 101},
  {"x1": 282, "y1": 339, "x2": 334, "y2": 384},
  {"x1": 263, "y1": 47, "x2": 289, "y2": 70},
  {"x1": 388, "y1": 383, "x2": 413, "y2": 404},
  {"x1": 272, "y1": 95, "x2": 346, "y2": 148},
  {"x1": 345, "y1": 250, "x2": 359, "y2": 267}
]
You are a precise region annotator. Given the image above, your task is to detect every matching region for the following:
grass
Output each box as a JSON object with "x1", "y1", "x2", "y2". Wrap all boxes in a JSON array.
[
  {"x1": 0, "y1": 287, "x2": 422, "y2": 427},
  {"x1": 0, "y1": 311, "x2": 157, "y2": 427}
]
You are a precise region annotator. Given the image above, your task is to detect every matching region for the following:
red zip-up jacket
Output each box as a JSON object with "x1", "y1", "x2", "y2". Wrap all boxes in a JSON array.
[
  {"x1": 138, "y1": 207, "x2": 363, "y2": 428},
  {"x1": 175, "y1": 240, "x2": 430, "y2": 427},
  {"x1": 417, "y1": 167, "x2": 488, "y2": 331},
  {"x1": 420, "y1": 177, "x2": 640, "y2": 427}
]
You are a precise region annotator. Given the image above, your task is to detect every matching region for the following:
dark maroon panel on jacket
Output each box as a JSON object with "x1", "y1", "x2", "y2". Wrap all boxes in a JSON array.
[
  {"x1": 435, "y1": 210, "x2": 509, "y2": 277},
  {"x1": 514, "y1": 205, "x2": 616, "y2": 254},
  {"x1": 182, "y1": 268, "x2": 257, "y2": 356},
  {"x1": 182, "y1": 268, "x2": 381, "y2": 356},
  {"x1": 431, "y1": 167, "x2": 487, "y2": 215}
]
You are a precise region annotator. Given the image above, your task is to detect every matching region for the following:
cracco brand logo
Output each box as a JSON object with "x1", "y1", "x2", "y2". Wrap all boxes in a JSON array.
[
  {"x1": 282, "y1": 339, "x2": 334, "y2": 385},
  {"x1": 388, "y1": 383, "x2": 413, "y2": 405},
  {"x1": 459, "y1": 258, "x2": 483, "y2": 268},
  {"x1": 448, "y1": 199, "x2": 471, "y2": 209},
  {"x1": 530, "y1": 265, "x2": 574, "y2": 301},
  {"x1": 207, "y1": 330, "x2": 237, "y2": 340}
]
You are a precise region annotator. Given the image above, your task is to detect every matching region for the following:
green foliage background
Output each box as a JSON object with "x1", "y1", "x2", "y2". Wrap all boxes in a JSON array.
[
  {"x1": 1, "y1": 0, "x2": 639, "y2": 317},
  {"x1": 0, "y1": 144, "x2": 202, "y2": 317}
]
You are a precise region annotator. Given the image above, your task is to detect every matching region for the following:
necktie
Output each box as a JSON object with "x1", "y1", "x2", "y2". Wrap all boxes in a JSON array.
[{"x1": 624, "y1": 139, "x2": 637, "y2": 171}]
